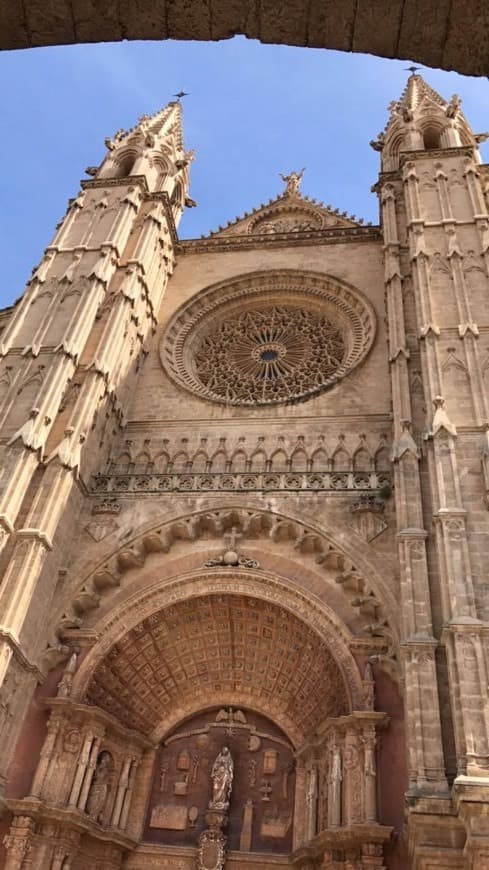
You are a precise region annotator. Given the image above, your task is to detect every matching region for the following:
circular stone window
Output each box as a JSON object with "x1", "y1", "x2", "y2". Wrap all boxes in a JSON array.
[{"x1": 161, "y1": 271, "x2": 376, "y2": 407}]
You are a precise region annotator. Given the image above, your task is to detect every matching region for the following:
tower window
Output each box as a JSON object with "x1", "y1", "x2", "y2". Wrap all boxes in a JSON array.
[
  {"x1": 114, "y1": 155, "x2": 136, "y2": 178},
  {"x1": 423, "y1": 127, "x2": 440, "y2": 150}
]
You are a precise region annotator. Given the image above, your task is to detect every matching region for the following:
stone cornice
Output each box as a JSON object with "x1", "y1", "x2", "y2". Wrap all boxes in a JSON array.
[
  {"x1": 6, "y1": 798, "x2": 137, "y2": 850},
  {"x1": 121, "y1": 413, "x2": 393, "y2": 431},
  {"x1": 46, "y1": 697, "x2": 154, "y2": 748},
  {"x1": 177, "y1": 225, "x2": 381, "y2": 255},
  {"x1": 399, "y1": 145, "x2": 475, "y2": 165}
]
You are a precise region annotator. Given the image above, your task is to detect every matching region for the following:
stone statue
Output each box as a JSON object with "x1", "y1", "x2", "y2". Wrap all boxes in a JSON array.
[
  {"x1": 279, "y1": 168, "x2": 305, "y2": 196},
  {"x1": 86, "y1": 751, "x2": 113, "y2": 823},
  {"x1": 209, "y1": 746, "x2": 234, "y2": 809},
  {"x1": 56, "y1": 649, "x2": 78, "y2": 698}
]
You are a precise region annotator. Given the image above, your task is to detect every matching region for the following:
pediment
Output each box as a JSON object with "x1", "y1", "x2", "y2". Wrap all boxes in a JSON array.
[{"x1": 207, "y1": 190, "x2": 366, "y2": 239}]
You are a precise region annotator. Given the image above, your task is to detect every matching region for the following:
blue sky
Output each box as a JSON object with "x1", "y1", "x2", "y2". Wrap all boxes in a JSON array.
[{"x1": 1, "y1": 38, "x2": 488, "y2": 308}]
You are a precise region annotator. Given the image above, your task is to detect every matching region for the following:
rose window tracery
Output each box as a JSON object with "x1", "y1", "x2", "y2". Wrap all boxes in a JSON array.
[
  {"x1": 194, "y1": 306, "x2": 346, "y2": 405},
  {"x1": 161, "y1": 271, "x2": 376, "y2": 407}
]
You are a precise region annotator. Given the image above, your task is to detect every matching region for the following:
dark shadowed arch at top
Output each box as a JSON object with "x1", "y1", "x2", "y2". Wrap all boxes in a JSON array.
[{"x1": 2, "y1": 0, "x2": 489, "y2": 77}]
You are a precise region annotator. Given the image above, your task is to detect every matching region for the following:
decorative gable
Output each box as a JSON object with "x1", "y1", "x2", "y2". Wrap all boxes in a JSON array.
[{"x1": 206, "y1": 170, "x2": 369, "y2": 238}]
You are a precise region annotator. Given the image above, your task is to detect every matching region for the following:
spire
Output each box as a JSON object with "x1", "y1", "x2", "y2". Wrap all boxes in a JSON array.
[
  {"x1": 371, "y1": 70, "x2": 486, "y2": 171},
  {"x1": 104, "y1": 100, "x2": 183, "y2": 155},
  {"x1": 89, "y1": 99, "x2": 191, "y2": 209}
]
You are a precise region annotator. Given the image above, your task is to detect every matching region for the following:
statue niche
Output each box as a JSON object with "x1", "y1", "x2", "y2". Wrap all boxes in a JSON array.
[
  {"x1": 144, "y1": 708, "x2": 295, "y2": 855},
  {"x1": 86, "y1": 750, "x2": 114, "y2": 824}
]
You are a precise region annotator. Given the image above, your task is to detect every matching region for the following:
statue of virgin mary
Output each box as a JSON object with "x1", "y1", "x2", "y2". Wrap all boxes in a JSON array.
[{"x1": 209, "y1": 746, "x2": 234, "y2": 810}]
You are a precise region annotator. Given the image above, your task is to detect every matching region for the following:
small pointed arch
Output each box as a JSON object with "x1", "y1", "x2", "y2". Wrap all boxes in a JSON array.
[
  {"x1": 374, "y1": 444, "x2": 391, "y2": 473},
  {"x1": 382, "y1": 124, "x2": 407, "y2": 171},
  {"x1": 421, "y1": 125, "x2": 443, "y2": 150},
  {"x1": 152, "y1": 152, "x2": 173, "y2": 189},
  {"x1": 133, "y1": 450, "x2": 152, "y2": 472},
  {"x1": 332, "y1": 442, "x2": 351, "y2": 470},
  {"x1": 210, "y1": 449, "x2": 228, "y2": 472},
  {"x1": 153, "y1": 450, "x2": 170, "y2": 473},
  {"x1": 353, "y1": 446, "x2": 372, "y2": 471},
  {"x1": 250, "y1": 449, "x2": 267, "y2": 472},
  {"x1": 171, "y1": 450, "x2": 190, "y2": 471},
  {"x1": 441, "y1": 348, "x2": 468, "y2": 373},
  {"x1": 229, "y1": 449, "x2": 248, "y2": 472},
  {"x1": 108, "y1": 148, "x2": 140, "y2": 179},
  {"x1": 190, "y1": 449, "x2": 209, "y2": 472},
  {"x1": 171, "y1": 179, "x2": 185, "y2": 215},
  {"x1": 114, "y1": 451, "x2": 132, "y2": 473},
  {"x1": 311, "y1": 447, "x2": 329, "y2": 470},
  {"x1": 290, "y1": 447, "x2": 308, "y2": 471},
  {"x1": 270, "y1": 448, "x2": 288, "y2": 471}
]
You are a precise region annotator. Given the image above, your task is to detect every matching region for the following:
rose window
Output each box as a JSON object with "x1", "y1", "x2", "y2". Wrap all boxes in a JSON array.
[
  {"x1": 161, "y1": 271, "x2": 376, "y2": 407},
  {"x1": 193, "y1": 306, "x2": 346, "y2": 405}
]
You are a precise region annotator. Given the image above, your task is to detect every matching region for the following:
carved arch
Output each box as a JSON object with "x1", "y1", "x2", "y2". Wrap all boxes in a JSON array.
[
  {"x1": 71, "y1": 569, "x2": 367, "y2": 743},
  {"x1": 53, "y1": 506, "x2": 399, "y2": 681}
]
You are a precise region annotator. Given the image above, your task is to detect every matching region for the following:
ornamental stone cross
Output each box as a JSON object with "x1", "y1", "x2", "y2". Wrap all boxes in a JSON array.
[{"x1": 223, "y1": 526, "x2": 243, "y2": 551}]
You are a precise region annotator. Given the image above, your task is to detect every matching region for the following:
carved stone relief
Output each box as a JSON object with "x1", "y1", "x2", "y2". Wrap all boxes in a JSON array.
[{"x1": 144, "y1": 708, "x2": 295, "y2": 854}]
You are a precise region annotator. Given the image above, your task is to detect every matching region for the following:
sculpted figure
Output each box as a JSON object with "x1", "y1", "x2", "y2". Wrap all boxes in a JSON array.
[
  {"x1": 209, "y1": 746, "x2": 234, "y2": 809},
  {"x1": 86, "y1": 752, "x2": 113, "y2": 823},
  {"x1": 279, "y1": 168, "x2": 305, "y2": 196}
]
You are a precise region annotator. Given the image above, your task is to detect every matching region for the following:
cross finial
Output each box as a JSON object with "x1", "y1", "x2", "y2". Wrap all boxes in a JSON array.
[
  {"x1": 224, "y1": 526, "x2": 243, "y2": 550},
  {"x1": 405, "y1": 65, "x2": 421, "y2": 76}
]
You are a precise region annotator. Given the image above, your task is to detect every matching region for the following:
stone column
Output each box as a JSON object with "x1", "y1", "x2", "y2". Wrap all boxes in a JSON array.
[
  {"x1": 292, "y1": 761, "x2": 307, "y2": 848},
  {"x1": 119, "y1": 757, "x2": 138, "y2": 831},
  {"x1": 363, "y1": 730, "x2": 377, "y2": 823},
  {"x1": 77, "y1": 735, "x2": 101, "y2": 811},
  {"x1": 328, "y1": 741, "x2": 342, "y2": 828},
  {"x1": 111, "y1": 756, "x2": 132, "y2": 828},
  {"x1": 68, "y1": 731, "x2": 93, "y2": 808},
  {"x1": 29, "y1": 715, "x2": 60, "y2": 799}
]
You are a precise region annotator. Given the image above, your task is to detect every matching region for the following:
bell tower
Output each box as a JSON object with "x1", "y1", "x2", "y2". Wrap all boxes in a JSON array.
[
  {"x1": 0, "y1": 100, "x2": 192, "y2": 805},
  {"x1": 374, "y1": 72, "x2": 489, "y2": 865}
]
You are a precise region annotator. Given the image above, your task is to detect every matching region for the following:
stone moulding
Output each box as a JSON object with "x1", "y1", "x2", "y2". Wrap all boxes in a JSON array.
[
  {"x1": 177, "y1": 225, "x2": 381, "y2": 254},
  {"x1": 160, "y1": 270, "x2": 377, "y2": 407},
  {"x1": 90, "y1": 469, "x2": 392, "y2": 496}
]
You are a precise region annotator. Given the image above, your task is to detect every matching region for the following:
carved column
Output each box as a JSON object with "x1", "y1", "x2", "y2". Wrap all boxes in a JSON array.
[
  {"x1": 68, "y1": 731, "x2": 95, "y2": 808},
  {"x1": 119, "y1": 757, "x2": 139, "y2": 831},
  {"x1": 363, "y1": 729, "x2": 377, "y2": 823},
  {"x1": 293, "y1": 761, "x2": 308, "y2": 848},
  {"x1": 328, "y1": 741, "x2": 342, "y2": 828},
  {"x1": 2, "y1": 816, "x2": 35, "y2": 870},
  {"x1": 111, "y1": 756, "x2": 132, "y2": 828},
  {"x1": 29, "y1": 715, "x2": 61, "y2": 799},
  {"x1": 77, "y1": 735, "x2": 102, "y2": 811}
]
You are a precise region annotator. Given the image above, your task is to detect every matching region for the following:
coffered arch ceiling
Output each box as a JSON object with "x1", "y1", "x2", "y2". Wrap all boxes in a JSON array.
[
  {"x1": 84, "y1": 592, "x2": 351, "y2": 745},
  {"x1": 4, "y1": 3, "x2": 487, "y2": 77},
  {"x1": 53, "y1": 507, "x2": 399, "y2": 680}
]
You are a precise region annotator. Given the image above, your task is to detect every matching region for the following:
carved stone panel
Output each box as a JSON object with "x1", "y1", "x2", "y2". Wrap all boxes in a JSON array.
[{"x1": 144, "y1": 708, "x2": 295, "y2": 854}]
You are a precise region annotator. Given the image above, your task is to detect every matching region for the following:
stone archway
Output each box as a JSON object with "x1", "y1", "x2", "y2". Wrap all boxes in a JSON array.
[
  {"x1": 2, "y1": 3, "x2": 488, "y2": 77},
  {"x1": 3, "y1": 570, "x2": 398, "y2": 869}
]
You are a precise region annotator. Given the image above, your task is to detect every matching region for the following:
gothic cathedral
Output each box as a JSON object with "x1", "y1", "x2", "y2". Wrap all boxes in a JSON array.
[{"x1": 1, "y1": 73, "x2": 489, "y2": 870}]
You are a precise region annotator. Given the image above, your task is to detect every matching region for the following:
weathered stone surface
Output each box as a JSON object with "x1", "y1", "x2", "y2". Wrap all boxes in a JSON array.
[
  {"x1": 3, "y1": 73, "x2": 489, "y2": 870},
  {"x1": 1, "y1": 0, "x2": 489, "y2": 76}
]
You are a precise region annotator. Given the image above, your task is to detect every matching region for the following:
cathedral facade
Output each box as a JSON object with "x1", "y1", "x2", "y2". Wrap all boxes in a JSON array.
[{"x1": 0, "y1": 74, "x2": 489, "y2": 869}]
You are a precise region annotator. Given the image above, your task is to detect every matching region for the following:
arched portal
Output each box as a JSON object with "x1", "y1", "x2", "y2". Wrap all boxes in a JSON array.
[{"x1": 4, "y1": 576, "x2": 398, "y2": 870}]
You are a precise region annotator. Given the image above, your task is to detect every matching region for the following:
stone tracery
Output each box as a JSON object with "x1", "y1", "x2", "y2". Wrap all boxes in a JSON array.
[
  {"x1": 194, "y1": 305, "x2": 346, "y2": 405},
  {"x1": 161, "y1": 270, "x2": 376, "y2": 407}
]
